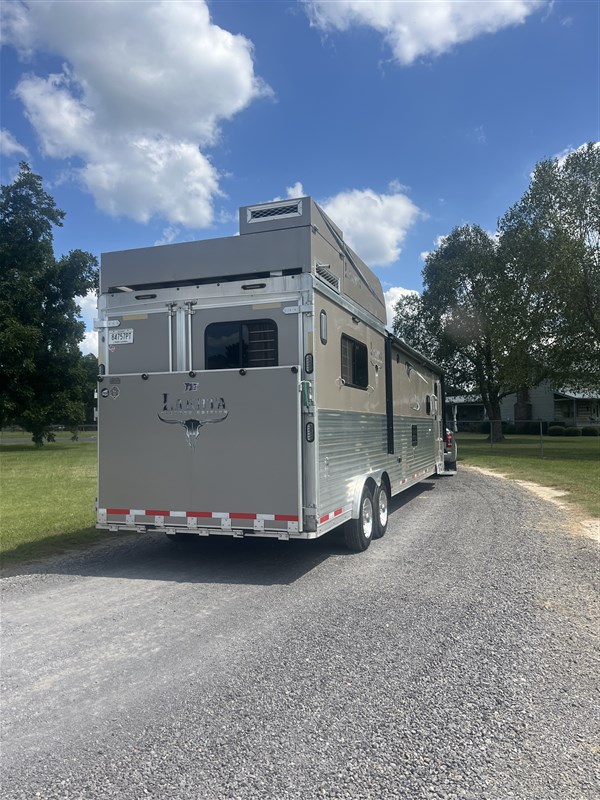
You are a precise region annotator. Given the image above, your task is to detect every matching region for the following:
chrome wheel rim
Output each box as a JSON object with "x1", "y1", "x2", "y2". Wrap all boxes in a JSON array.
[
  {"x1": 378, "y1": 489, "x2": 388, "y2": 527},
  {"x1": 362, "y1": 497, "x2": 373, "y2": 539}
]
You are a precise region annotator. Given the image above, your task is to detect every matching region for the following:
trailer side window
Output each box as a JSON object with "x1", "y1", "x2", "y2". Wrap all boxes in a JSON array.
[
  {"x1": 426, "y1": 395, "x2": 431, "y2": 415},
  {"x1": 205, "y1": 320, "x2": 278, "y2": 370},
  {"x1": 341, "y1": 334, "x2": 368, "y2": 389}
]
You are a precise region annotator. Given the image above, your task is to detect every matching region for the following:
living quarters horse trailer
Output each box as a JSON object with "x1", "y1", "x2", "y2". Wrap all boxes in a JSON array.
[{"x1": 96, "y1": 197, "x2": 448, "y2": 551}]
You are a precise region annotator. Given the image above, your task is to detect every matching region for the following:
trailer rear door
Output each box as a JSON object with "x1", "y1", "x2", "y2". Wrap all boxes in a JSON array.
[{"x1": 98, "y1": 366, "x2": 302, "y2": 532}]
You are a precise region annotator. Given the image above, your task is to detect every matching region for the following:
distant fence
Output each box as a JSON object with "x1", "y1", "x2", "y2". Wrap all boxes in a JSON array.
[{"x1": 453, "y1": 419, "x2": 600, "y2": 458}]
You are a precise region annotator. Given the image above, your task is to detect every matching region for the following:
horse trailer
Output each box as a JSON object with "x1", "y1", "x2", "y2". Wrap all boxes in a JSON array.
[{"x1": 95, "y1": 196, "x2": 449, "y2": 551}]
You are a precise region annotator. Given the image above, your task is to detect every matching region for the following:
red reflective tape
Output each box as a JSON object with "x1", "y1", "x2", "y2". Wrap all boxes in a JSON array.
[
  {"x1": 186, "y1": 511, "x2": 212, "y2": 518},
  {"x1": 146, "y1": 510, "x2": 169, "y2": 517},
  {"x1": 333, "y1": 508, "x2": 343, "y2": 517},
  {"x1": 274, "y1": 515, "x2": 299, "y2": 522},
  {"x1": 230, "y1": 513, "x2": 257, "y2": 520},
  {"x1": 107, "y1": 508, "x2": 129, "y2": 515}
]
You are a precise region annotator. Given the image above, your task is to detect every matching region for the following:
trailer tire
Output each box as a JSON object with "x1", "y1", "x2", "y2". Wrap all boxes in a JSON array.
[
  {"x1": 344, "y1": 485, "x2": 374, "y2": 552},
  {"x1": 372, "y1": 482, "x2": 389, "y2": 539},
  {"x1": 446, "y1": 459, "x2": 457, "y2": 471}
]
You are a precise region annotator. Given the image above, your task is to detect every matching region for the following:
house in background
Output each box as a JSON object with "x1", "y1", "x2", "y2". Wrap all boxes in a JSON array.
[{"x1": 446, "y1": 383, "x2": 600, "y2": 431}]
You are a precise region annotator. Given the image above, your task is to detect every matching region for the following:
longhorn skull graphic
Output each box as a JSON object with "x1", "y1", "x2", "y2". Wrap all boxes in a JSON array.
[{"x1": 157, "y1": 410, "x2": 228, "y2": 447}]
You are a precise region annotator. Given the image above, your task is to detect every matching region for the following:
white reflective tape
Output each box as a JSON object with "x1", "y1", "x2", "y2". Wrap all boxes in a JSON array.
[
  {"x1": 257, "y1": 514, "x2": 275, "y2": 521},
  {"x1": 212, "y1": 512, "x2": 229, "y2": 519},
  {"x1": 170, "y1": 511, "x2": 186, "y2": 518}
]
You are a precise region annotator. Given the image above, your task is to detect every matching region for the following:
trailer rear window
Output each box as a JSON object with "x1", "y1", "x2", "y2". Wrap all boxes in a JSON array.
[
  {"x1": 341, "y1": 335, "x2": 368, "y2": 389},
  {"x1": 205, "y1": 320, "x2": 278, "y2": 370}
]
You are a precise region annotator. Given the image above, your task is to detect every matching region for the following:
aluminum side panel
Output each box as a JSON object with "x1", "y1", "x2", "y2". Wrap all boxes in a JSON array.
[
  {"x1": 98, "y1": 368, "x2": 300, "y2": 518},
  {"x1": 317, "y1": 411, "x2": 387, "y2": 515},
  {"x1": 317, "y1": 411, "x2": 437, "y2": 516}
]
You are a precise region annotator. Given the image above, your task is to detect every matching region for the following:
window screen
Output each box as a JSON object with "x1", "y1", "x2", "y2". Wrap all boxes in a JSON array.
[
  {"x1": 206, "y1": 320, "x2": 278, "y2": 370},
  {"x1": 341, "y1": 335, "x2": 368, "y2": 389}
]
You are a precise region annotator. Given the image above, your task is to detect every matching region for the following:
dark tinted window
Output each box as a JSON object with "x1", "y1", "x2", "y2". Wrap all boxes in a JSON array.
[
  {"x1": 206, "y1": 320, "x2": 278, "y2": 370},
  {"x1": 341, "y1": 335, "x2": 368, "y2": 389}
]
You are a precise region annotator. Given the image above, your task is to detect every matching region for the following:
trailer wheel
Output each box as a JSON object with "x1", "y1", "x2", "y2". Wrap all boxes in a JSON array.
[
  {"x1": 372, "y1": 482, "x2": 389, "y2": 539},
  {"x1": 344, "y1": 485, "x2": 374, "y2": 552}
]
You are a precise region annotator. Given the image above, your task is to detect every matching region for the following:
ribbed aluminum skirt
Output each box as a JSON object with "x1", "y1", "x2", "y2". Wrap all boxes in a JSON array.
[{"x1": 317, "y1": 410, "x2": 437, "y2": 515}]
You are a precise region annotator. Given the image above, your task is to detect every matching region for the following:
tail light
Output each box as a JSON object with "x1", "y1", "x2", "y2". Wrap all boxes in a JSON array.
[{"x1": 445, "y1": 430, "x2": 453, "y2": 448}]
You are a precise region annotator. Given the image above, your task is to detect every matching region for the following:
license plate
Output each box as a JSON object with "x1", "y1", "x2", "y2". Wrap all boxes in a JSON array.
[{"x1": 109, "y1": 328, "x2": 134, "y2": 345}]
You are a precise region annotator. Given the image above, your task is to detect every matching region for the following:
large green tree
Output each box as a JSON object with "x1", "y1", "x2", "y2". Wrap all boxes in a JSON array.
[
  {"x1": 499, "y1": 143, "x2": 600, "y2": 390},
  {"x1": 394, "y1": 225, "x2": 547, "y2": 441},
  {"x1": 0, "y1": 162, "x2": 98, "y2": 444}
]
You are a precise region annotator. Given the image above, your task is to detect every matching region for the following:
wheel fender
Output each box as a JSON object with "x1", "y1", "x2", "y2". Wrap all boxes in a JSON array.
[{"x1": 350, "y1": 474, "x2": 379, "y2": 519}]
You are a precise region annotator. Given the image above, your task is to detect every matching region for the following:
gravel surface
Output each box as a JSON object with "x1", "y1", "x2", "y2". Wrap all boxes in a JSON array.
[{"x1": 1, "y1": 468, "x2": 598, "y2": 799}]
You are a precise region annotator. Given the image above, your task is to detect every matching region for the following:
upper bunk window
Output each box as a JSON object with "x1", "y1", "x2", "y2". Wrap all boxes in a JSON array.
[
  {"x1": 206, "y1": 320, "x2": 278, "y2": 370},
  {"x1": 341, "y1": 334, "x2": 368, "y2": 389}
]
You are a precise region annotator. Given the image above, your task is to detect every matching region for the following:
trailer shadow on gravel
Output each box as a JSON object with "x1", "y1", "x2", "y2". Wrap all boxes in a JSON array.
[{"x1": 3, "y1": 482, "x2": 439, "y2": 587}]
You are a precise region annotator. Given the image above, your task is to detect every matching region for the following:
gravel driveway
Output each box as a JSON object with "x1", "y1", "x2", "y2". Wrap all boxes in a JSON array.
[{"x1": 1, "y1": 468, "x2": 598, "y2": 800}]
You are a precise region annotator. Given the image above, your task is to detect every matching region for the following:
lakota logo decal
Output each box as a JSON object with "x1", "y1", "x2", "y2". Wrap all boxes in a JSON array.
[{"x1": 158, "y1": 392, "x2": 228, "y2": 447}]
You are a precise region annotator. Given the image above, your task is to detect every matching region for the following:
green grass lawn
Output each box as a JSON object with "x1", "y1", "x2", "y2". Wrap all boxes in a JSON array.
[
  {"x1": 456, "y1": 433, "x2": 600, "y2": 517},
  {"x1": 0, "y1": 440, "x2": 119, "y2": 567}
]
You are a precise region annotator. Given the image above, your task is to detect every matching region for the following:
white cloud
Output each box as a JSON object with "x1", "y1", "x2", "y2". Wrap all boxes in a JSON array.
[
  {"x1": 154, "y1": 226, "x2": 181, "y2": 246},
  {"x1": 321, "y1": 185, "x2": 423, "y2": 266},
  {"x1": 286, "y1": 181, "x2": 305, "y2": 198},
  {"x1": 3, "y1": 0, "x2": 270, "y2": 227},
  {"x1": 305, "y1": 0, "x2": 544, "y2": 65},
  {"x1": 79, "y1": 330, "x2": 98, "y2": 357},
  {"x1": 383, "y1": 286, "x2": 418, "y2": 330},
  {"x1": 0, "y1": 128, "x2": 29, "y2": 157}
]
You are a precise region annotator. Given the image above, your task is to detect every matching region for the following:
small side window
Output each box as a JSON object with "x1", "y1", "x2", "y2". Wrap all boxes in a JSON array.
[
  {"x1": 341, "y1": 334, "x2": 368, "y2": 389},
  {"x1": 411, "y1": 425, "x2": 418, "y2": 447},
  {"x1": 320, "y1": 310, "x2": 328, "y2": 345},
  {"x1": 426, "y1": 395, "x2": 432, "y2": 415}
]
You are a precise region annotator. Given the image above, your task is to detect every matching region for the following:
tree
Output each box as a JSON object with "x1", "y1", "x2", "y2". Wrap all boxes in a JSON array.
[
  {"x1": 394, "y1": 225, "x2": 547, "y2": 441},
  {"x1": 0, "y1": 162, "x2": 98, "y2": 444},
  {"x1": 499, "y1": 143, "x2": 600, "y2": 390}
]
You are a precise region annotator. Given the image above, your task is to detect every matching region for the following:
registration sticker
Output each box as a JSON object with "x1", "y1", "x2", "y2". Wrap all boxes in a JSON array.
[{"x1": 109, "y1": 328, "x2": 134, "y2": 345}]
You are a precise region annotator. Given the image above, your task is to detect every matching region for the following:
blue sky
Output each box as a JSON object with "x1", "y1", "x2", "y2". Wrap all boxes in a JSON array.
[{"x1": 1, "y1": 0, "x2": 598, "y2": 354}]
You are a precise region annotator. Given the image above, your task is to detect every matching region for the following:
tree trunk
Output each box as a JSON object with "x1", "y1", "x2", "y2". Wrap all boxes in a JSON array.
[{"x1": 484, "y1": 396, "x2": 504, "y2": 442}]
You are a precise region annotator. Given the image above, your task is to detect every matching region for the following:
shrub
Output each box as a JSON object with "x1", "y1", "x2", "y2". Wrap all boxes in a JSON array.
[
  {"x1": 582, "y1": 426, "x2": 600, "y2": 437},
  {"x1": 564, "y1": 426, "x2": 583, "y2": 436},
  {"x1": 548, "y1": 426, "x2": 565, "y2": 436}
]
